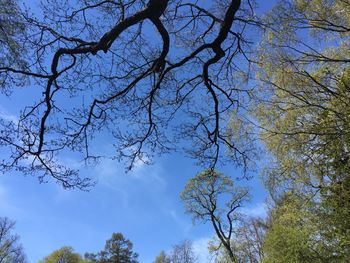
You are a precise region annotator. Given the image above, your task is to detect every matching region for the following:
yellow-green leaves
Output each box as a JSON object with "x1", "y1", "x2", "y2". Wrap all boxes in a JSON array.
[
  {"x1": 255, "y1": 0, "x2": 350, "y2": 260},
  {"x1": 38, "y1": 247, "x2": 88, "y2": 263},
  {"x1": 181, "y1": 169, "x2": 250, "y2": 262}
]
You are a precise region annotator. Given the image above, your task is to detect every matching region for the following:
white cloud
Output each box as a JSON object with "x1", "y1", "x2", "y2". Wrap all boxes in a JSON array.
[
  {"x1": 241, "y1": 202, "x2": 267, "y2": 218},
  {"x1": 192, "y1": 236, "x2": 213, "y2": 263},
  {"x1": 59, "y1": 156, "x2": 84, "y2": 170},
  {"x1": 0, "y1": 105, "x2": 18, "y2": 123},
  {"x1": 130, "y1": 160, "x2": 166, "y2": 188},
  {"x1": 92, "y1": 157, "x2": 168, "y2": 209},
  {"x1": 96, "y1": 157, "x2": 166, "y2": 189}
]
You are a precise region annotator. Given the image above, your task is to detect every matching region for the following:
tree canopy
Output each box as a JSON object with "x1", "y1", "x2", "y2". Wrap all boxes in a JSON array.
[
  {"x1": 262, "y1": 194, "x2": 322, "y2": 263},
  {"x1": 38, "y1": 246, "x2": 87, "y2": 263},
  {"x1": 256, "y1": 0, "x2": 350, "y2": 198},
  {"x1": 181, "y1": 169, "x2": 249, "y2": 262},
  {"x1": 85, "y1": 233, "x2": 138, "y2": 263},
  {"x1": 254, "y1": 0, "x2": 350, "y2": 260},
  {"x1": 0, "y1": 0, "x2": 26, "y2": 71},
  {"x1": 153, "y1": 251, "x2": 170, "y2": 263},
  {"x1": 0, "y1": 0, "x2": 258, "y2": 189}
]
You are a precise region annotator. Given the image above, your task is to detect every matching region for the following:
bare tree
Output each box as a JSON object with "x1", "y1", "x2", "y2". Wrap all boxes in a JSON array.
[
  {"x1": 0, "y1": 217, "x2": 27, "y2": 263},
  {"x1": 234, "y1": 218, "x2": 265, "y2": 262},
  {"x1": 154, "y1": 240, "x2": 196, "y2": 263},
  {"x1": 0, "y1": 0, "x2": 258, "y2": 189},
  {"x1": 169, "y1": 240, "x2": 196, "y2": 263}
]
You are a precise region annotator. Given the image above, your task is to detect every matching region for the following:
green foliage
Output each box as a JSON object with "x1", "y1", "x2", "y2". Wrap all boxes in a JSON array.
[
  {"x1": 0, "y1": 0, "x2": 28, "y2": 92},
  {"x1": 181, "y1": 169, "x2": 249, "y2": 223},
  {"x1": 318, "y1": 174, "x2": 350, "y2": 258},
  {"x1": 262, "y1": 194, "x2": 321, "y2": 263},
  {"x1": 0, "y1": 0, "x2": 26, "y2": 68},
  {"x1": 262, "y1": 191, "x2": 350, "y2": 262},
  {"x1": 255, "y1": 0, "x2": 350, "y2": 261},
  {"x1": 181, "y1": 169, "x2": 249, "y2": 262},
  {"x1": 38, "y1": 246, "x2": 87, "y2": 263},
  {"x1": 153, "y1": 251, "x2": 170, "y2": 263},
  {"x1": 85, "y1": 233, "x2": 138, "y2": 263},
  {"x1": 39, "y1": 234, "x2": 138, "y2": 263}
]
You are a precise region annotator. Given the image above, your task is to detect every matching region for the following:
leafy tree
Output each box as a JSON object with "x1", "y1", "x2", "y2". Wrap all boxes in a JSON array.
[
  {"x1": 181, "y1": 169, "x2": 249, "y2": 262},
  {"x1": 255, "y1": 0, "x2": 350, "y2": 197},
  {"x1": 262, "y1": 193, "x2": 337, "y2": 263},
  {"x1": 0, "y1": 0, "x2": 258, "y2": 189},
  {"x1": 38, "y1": 246, "x2": 87, "y2": 263},
  {"x1": 254, "y1": 0, "x2": 350, "y2": 260},
  {"x1": 314, "y1": 174, "x2": 350, "y2": 261},
  {"x1": 85, "y1": 233, "x2": 138, "y2": 263},
  {"x1": 0, "y1": 0, "x2": 26, "y2": 70},
  {"x1": 153, "y1": 251, "x2": 170, "y2": 263},
  {"x1": 0, "y1": 217, "x2": 27, "y2": 263}
]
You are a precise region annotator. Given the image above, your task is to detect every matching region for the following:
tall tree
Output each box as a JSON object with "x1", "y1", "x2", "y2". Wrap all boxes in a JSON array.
[
  {"x1": 261, "y1": 193, "x2": 336, "y2": 263},
  {"x1": 0, "y1": 217, "x2": 26, "y2": 263},
  {"x1": 181, "y1": 169, "x2": 249, "y2": 262},
  {"x1": 85, "y1": 233, "x2": 138, "y2": 263},
  {"x1": 256, "y1": 0, "x2": 350, "y2": 198},
  {"x1": 254, "y1": 0, "x2": 350, "y2": 260},
  {"x1": 38, "y1": 246, "x2": 87, "y2": 263},
  {"x1": 0, "y1": 0, "x2": 258, "y2": 189}
]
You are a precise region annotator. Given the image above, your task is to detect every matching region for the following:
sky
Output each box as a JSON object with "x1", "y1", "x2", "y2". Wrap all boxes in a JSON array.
[
  {"x1": 0, "y1": 0, "x2": 276, "y2": 262},
  {"x1": 0, "y1": 143, "x2": 267, "y2": 262}
]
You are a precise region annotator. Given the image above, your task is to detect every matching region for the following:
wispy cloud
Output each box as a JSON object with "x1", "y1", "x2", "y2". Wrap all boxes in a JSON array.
[
  {"x1": 92, "y1": 157, "x2": 168, "y2": 209},
  {"x1": 0, "y1": 105, "x2": 18, "y2": 123},
  {"x1": 192, "y1": 236, "x2": 213, "y2": 263},
  {"x1": 166, "y1": 209, "x2": 192, "y2": 236},
  {"x1": 96, "y1": 156, "x2": 166, "y2": 189},
  {"x1": 241, "y1": 202, "x2": 268, "y2": 218}
]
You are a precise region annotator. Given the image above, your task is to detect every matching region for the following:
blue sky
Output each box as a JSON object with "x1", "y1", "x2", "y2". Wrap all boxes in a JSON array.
[
  {"x1": 0, "y1": 143, "x2": 267, "y2": 262},
  {"x1": 0, "y1": 1, "x2": 276, "y2": 262}
]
